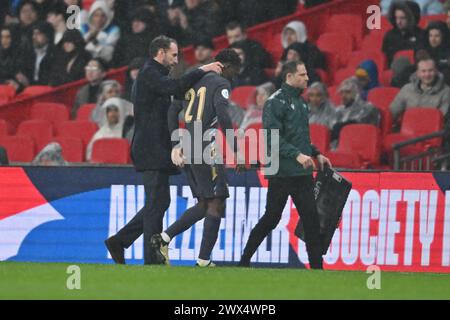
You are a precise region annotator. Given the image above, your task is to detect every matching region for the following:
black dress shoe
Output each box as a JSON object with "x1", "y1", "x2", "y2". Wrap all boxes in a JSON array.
[{"x1": 105, "y1": 236, "x2": 125, "y2": 264}]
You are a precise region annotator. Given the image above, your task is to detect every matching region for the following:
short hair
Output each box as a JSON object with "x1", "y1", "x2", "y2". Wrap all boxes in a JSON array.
[
  {"x1": 89, "y1": 57, "x2": 108, "y2": 72},
  {"x1": 149, "y1": 35, "x2": 177, "y2": 58},
  {"x1": 215, "y1": 49, "x2": 241, "y2": 69},
  {"x1": 416, "y1": 57, "x2": 436, "y2": 68},
  {"x1": 226, "y1": 21, "x2": 244, "y2": 32},
  {"x1": 281, "y1": 60, "x2": 305, "y2": 82}
]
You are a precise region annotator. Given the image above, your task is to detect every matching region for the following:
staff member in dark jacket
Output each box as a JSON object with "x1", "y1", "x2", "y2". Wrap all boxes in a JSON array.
[
  {"x1": 105, "y1": 35, "x2": 223, "y2": 265},
  {"x1": 239, "y1": 60, "x2": 332, "y2": 269}
]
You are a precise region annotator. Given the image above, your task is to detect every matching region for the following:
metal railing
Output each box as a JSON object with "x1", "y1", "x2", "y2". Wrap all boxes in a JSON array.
[{"x1": 392, "y1": 130, "x2": 447, "y2": 170}]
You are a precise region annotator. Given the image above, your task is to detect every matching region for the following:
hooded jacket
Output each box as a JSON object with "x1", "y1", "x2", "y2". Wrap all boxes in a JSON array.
[
  {"x1": 424, "y1": 21, "x2": 450, "y2": 69},
  {"x1": 382, "y1": 0, "x2": 427, "y2": 66},
  {"x1": 356, "y1": 60, "x2": 380, "y2": 100},
  {"x1": 81, "y1": 0, "x2": 120, "y2": 62},
  {"x1": 390, "y1": 72, "x2": 450, "y2": 120}
]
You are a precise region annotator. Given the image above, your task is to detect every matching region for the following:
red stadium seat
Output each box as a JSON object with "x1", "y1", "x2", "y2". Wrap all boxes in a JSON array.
[
  {"x1": 315, "y1": 69, "x2": 329, "y2": 86},
  {"x1": 327, "y1": 124, "x2": 381, "y2": 168},
  {"x1": 17, "y1": 85, "x2": 53, "y2": 98},
  {"x1": 56, "y1": 121, "x2": 98, "y2": 146},
  {"x1": 0, "y1": 135, "x2": 35, "y2": 162},
  {"x1": 333, "y1": 67, "x2": 355, "y2": 86},
  {"x1": 393, "y1": 50, "x2": 415, "y2": 64},
  {"x1": 231, "y1": 86, "x2": 257, "y2": 109},
  {"x1": 50, "y1": 137, "x2": 84, "y2": 163},
  {"x1": 325, "y1": 14, "x2": 364, "y2": 49},
  {"x1": 316, "y1": 33, "x2": 353, "y2": 69},
  {"x1": 0, "y1": 85, "x2": 16, "y2": 103},
  {"x1": 327, "y1": 85, "x2": 341, "y2": 106},
  {"x1": 367, "y1": 87, "x2": 400, "y2": 111},
  {"x1": 90, "y1": 138, "x2": 130, "y2": 164},
  {"x1": 17, "y1": 119, "x2": 54, "y2": 151},
  {"x1": 30, "y1": 102, "x2": 70, "y2": 126},
  {"x1": 76, "y1": 103, "x2": 97, "y2": 121},
  {"x1": 380, "y1": 69, "x2": 393, "y2": 87},
  {"x1": 310, "y1": 124, "x2": 330, "y2": 154},
  {"x1": 383, "y1": 108, "x2": 444, "y2": 153},
  {"x1": 267, "y1": 32, "x2": 283, "y2": 64},
  {"x1": 419, "y1": 14, "x2": 446, "y2": 29}
]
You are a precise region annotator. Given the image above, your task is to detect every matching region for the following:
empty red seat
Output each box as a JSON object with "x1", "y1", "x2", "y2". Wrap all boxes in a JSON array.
[
  {"x1": 76, "y1": 103, "x2": 96, "y2": 121},
  {"x1": 30, "y1": 102, "x2": 70, "y2": 126},
  {"x1": 325, "y1": 14, "x2": 364, "y2": 49},
  {"x1": 90, "y1": 138, "x2": 130, "y2": 164},
  {"x1": 327, "y1": 124, "x2": 381, "y2": 169},
  {"x1": 310, "y1": 124, "x2": 330, "y2": 154},
  {"x1": 51, "y1": 137, "x2": 84, "y2": 162},
  {"x1": 17, "y1": 119, "x2": 54, "y2": 151},
  {"x1": 231, "y1": 86, "x2": 256, "y2": 109},
  {"x1": 0, "y1": 135, "x2": 35, "y2": 162},
  {"x1": 367, "y1": 87, "x2": 400, "y2": 110},
  {"x1": 333, "y1": 67, "x2": 355, "y2": 86},
  {"x1": 17, "y1": 85, "x2": 53, "y2": 98},
  {"x1": 317, "y1": 33, "x2": 353, "y2": 69},
  {"x1": 56, "y1": 121, "x2": 98, "y2": 146},
  {"x1": 380, "y1": 69, "x2": 393, "y2": 87},
  {"x1": 327, "y1": 85, "x2": 341, "y2": 106},
  {"x1": 0, "y1": 85, "x2": 16, "y2": 103},
  {"x1": 383, "y1": 108, "x2": 444, "y2": 153}
]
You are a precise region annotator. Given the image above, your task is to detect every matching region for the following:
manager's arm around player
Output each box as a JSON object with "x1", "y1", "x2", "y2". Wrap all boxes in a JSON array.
[{"x1": 239, "y1": 60, "x2": 331, "y2": 269}]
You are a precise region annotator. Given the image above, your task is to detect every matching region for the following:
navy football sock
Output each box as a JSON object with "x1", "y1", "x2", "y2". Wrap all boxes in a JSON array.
[
  {"x1": 165, "y1": 202, "x2": 206, "y2": 239},
  {"x1": 198, "y1": 214, "x2": 221, "y2": 261}
]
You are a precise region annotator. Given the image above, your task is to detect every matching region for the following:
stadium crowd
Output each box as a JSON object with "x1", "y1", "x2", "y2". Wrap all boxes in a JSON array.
[{"x1": 0, "y1": 0, "x2": 449, "y2": 168}]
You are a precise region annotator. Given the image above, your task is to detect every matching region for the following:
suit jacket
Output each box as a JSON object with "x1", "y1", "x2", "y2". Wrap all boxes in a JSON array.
[{"x1": 130, "y1": 58, "x2": 205, "y2": 172}]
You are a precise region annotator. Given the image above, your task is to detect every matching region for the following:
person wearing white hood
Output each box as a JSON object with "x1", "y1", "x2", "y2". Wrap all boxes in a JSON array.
[
  {"x1": 80, "y1": 0, "x2": 120, "y2": 63},
  {"x1": 281, "y1": 20, "x2": 326, "y2": 70},
  {"x1": 86, "y1": 97, "x2": 128, "y2": 161}
]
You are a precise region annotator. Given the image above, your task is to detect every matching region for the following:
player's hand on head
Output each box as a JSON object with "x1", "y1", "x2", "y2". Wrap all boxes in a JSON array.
[
  {"x1": 171, "y1": 147, "x2": 185, "y2": 168},
  {"x1": 200, "y1": 62, "x2": 223, "y2": 74},
  {"x1": 296, "y1": 153, "x2": 316, "y2": 170},
  {"x1": 317, "y1": 154, "x2": 332, "y2": 171}
]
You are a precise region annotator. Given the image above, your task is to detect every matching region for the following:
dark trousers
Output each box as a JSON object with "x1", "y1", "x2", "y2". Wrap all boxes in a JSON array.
[
  {"x1": 115, "y1": 170, "x2": 170, "y2": 264},
  {"x1": 241, "y1": 175, "x2": 323, "y2": 269}
]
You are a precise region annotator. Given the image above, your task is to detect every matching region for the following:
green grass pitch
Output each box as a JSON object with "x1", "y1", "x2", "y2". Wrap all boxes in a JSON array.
[{"x1": 0, "y1": 262, "x2": 449, "y2": 300}]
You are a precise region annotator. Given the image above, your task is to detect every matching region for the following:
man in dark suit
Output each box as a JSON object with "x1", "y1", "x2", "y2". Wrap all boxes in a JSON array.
[{"x1": 105, "y1": 35, "x2": 223, "y2": 265}]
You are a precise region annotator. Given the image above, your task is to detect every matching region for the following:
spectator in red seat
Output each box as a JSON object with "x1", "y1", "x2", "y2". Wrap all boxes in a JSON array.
[
  {"x1": 225, "y1": 21, "x2": 272, "y2": 69},
  {"x1": 80, "y1": 0, "x2": 120, "y2": 63},
  {"x1": 230, "y1": 40, "x2": 268, "y2": 87},
  {"x1": 331, "y1": 77, "x2": 380, "y2": 143},
  {"x1": 166, "y1": 0, "x2": 222, "y2": 46},
  {"x1": 32, "y1": 142, "x2": 67, "y2": 166},
  {"x1": 112, "y1": 8, "x2": 160, "y2": 68},
  {"x1": 0, "y1": 25, "x2": 21, "y2": 88},
  {"x1": 17, "y1": 21, "x2": 56, "y2": 86},
  {"x1": 86, "y1": 97, "x2": 128, "y2": 161},
  {"x1": 382, "y1": 0, "x2": 427, "y2": 67},
  {"x1": 307, "y1": 81, "x2": 337, "y2": 129},
  {"x1": 91, "y1": 80, "x2": 133, "y2": 126},
  {"x1": 423, "y1": 22, "x2": 450, "y2": 73},
  {"x1": 72, "y1": 57, "x2": 108, "y2": 118},
  {"x1": 390, "y1": 57, "x2": 450, "y2": 121},
  {"x1": 50, "y1": 29, "x2": 92, "y2": 86},
  {"x1": 355, "y1": 60, "x2": 380, "y2": 101},
  {"x1": 46, "y1": 1, "x2": 68, "y2": 46},
  {"x1": 272, "y1": 42, "x2": 320, "y2": 89},
  {"x1": 281, "y1": 20, "x2": 326, "y2": 70},
  {"x1": 239, "y1": 82, "x2": 275, "y2": 130}
]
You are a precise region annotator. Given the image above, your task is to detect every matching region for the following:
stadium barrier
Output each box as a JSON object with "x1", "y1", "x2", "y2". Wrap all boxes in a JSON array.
[{"x1": 1, "y1": 166, "x2": 449, "y2": 273}]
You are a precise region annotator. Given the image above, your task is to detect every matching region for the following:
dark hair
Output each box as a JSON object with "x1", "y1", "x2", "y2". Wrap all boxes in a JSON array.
[
  {"x1": 416, "y1": 56, "x2": 436, "y2": 68},
  {"x1": 226, "y1": 21, "x2": 244, "y2": 32},
  {"x1": 17, "y1": 0, "x2": 39, "y2": 17},
  {"x1": 215, "y1": 49, "x2": 241, "y2": 69},
  {"x1": 149, "y1": 35, "x2": 177, "y2": 58},
  {"x1": 89, "y1": 57, "x2": 109, "y2": 72},
  {"x1": 281, "y1": 60, "x2": 305, "y2": 82}
]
